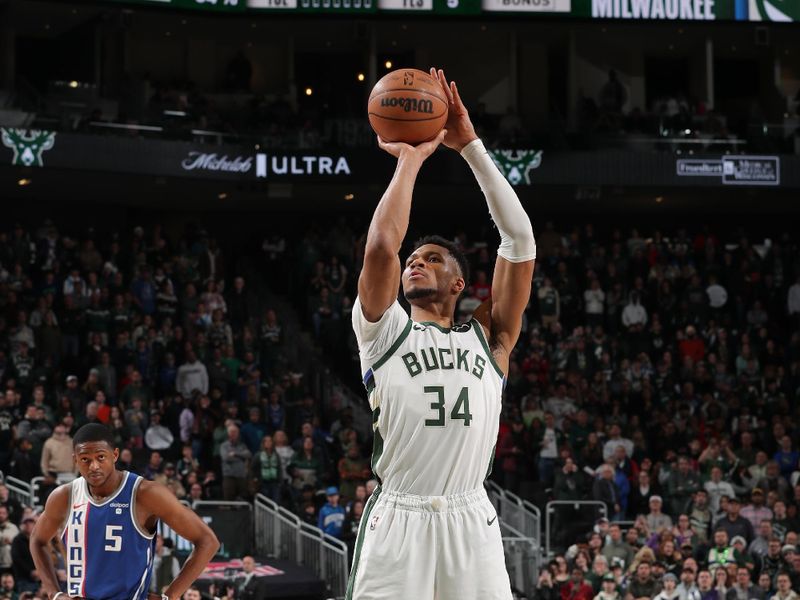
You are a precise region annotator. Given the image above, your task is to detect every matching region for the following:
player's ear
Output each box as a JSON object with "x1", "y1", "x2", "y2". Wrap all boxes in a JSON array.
[
  {"x1": 113, "y1": 448, "x2": 119, "y2": 462},
  {"x1": 452, "y1": 276, "x2": 465, "y2": 295}
]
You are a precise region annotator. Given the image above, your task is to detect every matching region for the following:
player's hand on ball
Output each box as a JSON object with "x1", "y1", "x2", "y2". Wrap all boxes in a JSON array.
[
  {"x1": 429, "y1": 68, "x2": 478, "y2": 152},
  {"x1": 377, "y1": 128, "x2": 447, "y2": 161}
]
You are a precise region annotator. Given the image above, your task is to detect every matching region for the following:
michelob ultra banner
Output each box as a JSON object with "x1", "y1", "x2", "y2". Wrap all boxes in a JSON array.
[{"x1": 570, "y1": 0, "x2": 797, "y2": 20}]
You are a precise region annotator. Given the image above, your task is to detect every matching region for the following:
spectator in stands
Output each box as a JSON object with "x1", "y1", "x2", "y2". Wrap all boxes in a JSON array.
[
  {"x1": 626, "y1": 561, "x2": 662, "y2": 600},
  {"x1": 220, "y1": 424, "x2": 251, "y2": 501},
  {"x1": 177, "y1": 350, "x2": 209, "y2": 397},
  {"x1": 668, "y1": 457, "x2": 702, "y2": 518},
  {"x1": 771, "y1": 572, "x2": 798, "y2": 600},
  {"x1": 726, "y1": 566, "x2": 763, "y2": 600},
  {"x1": 705, "y1": 467, "x2": 736, "y2": 516},
  {"x1": 145, "y1": 410, "x2": 174, "y2": 452},
  {"x1": 603, "y1": 523, "x2": 635, "y2": 571},
  {"x1": 594, "y1": 464, "x2": 622, "y2": 522},
  {"x1": 10, "y1": 516, "x2": 37, "y2": 592},
  {"x1": 741, "y1": 489, "x2": 773, "y2": 530},
  {"x1": 39, "y1": 423, "x2": 74, "y2": 481},
  {"x1": 646, "y1": 496, "x2": 673, "y2": 534},
  {"x1": 318, "y1": 486, "x2": 346, "y2": 539},
  {"x1": 717, "y1": 497, "x2": 755, "y2": 545},
  {"x1": 563, "y1": 566, "x2": 595, "y2": 600},
  {"x1": 708, "y1": 529, "x2": 740, "y2": 571},
  {"x1": 154, "y1": 462, "x2": 186, "y2": 498},
  {"x1": 251, "y1": 434, "x2": 281, "y2": 503},
  {"x1": 0, "y1": 505, "x2": 18, "y2": 571}
]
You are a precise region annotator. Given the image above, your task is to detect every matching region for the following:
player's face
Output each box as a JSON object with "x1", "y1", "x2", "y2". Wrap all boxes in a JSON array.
[
  {"x1": 402, "y1": 244, "x2": 462, "y2": 303},
  {"x1": 74, "y1": 441, "x2": 119, "y2": 487}
]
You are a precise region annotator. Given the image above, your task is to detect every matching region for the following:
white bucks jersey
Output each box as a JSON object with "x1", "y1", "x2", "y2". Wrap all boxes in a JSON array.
[{"x1": 353, "y1": 298, "x2": 504, "y2": 496}]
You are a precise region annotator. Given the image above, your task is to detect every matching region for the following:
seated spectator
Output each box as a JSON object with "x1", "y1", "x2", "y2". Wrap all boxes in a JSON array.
[
  {"x1": 740, "y1": 489, "x2": 773, "y2": 531},
  {"x1": 705, "y1": 467, "x2": 736, "y2": 516},
  {"x1": 716, "y1": 498, "x2": 755, "y2": 546},
  {"x1": 770, "y1": 572, "x2": 798, "y2": 600},
  {"x1": 626, "y1": 561, "x2": 662, "y2": 600},
  {"x1": 646, "y1": 496, "x2": 673, "y2": 534},
  {"x1": 145, "y1": 411, "x2": 174, "y2": 452},
  {"x1": 708, "y1": 529, "x2": 741, "y2": 572},
  {"x1": 564, "y1": 566, "x2": 595, "y2": 600},
  {"x1": 318, "y1": 486, "x2": 346, "y2": 539}
]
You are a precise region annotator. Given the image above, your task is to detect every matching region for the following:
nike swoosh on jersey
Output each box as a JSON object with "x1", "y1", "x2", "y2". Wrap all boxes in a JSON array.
[{"x1": 487, "y1": 515, "x2": 497, "y2": 526}]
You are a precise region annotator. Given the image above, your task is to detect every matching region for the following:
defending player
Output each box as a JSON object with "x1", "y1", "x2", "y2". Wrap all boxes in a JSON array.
[
  {"x1": 30, "y1": 423, "x2": 219, "y2": 600},
  {"x1": 347, "y1": 68, "x2": 536, "y2": 599}
]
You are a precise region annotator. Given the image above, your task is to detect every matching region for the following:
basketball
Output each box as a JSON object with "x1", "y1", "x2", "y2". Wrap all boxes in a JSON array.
[{"x1": 367, "y1": 68, "x2": 448, "y2": 144}]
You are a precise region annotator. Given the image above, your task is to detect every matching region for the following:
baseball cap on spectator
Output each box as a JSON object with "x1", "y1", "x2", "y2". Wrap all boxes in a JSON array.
[
  {"x1": 602, "y1": 574, "x2": 615, "y2": 582},
  {"x1": 649, "y1": 495, "x2": 663, "y2": 503},
  {"x1": 66, "y1": 375, "x2": 78, "y2": 383},
  {"x1": 751, "y1": 487, "x2": 764, "y2": 495},
  {"x1": 727, "y1": 496, "x2": 740, "y2": 504},
  {"x1": 663, "y1": 573, "x2": 678, "y2": 583},
  {"x1": 164, "y1": 462, "x2": 175, "y2": 470},
  {"x1": 326, "y1": 486, "x2": 339, "y2": 496},
  {"x1": 731, "y1": 536, "x2": 747, "y2": 548},
  {"x1": 782, "y1": 545, "x2": 797, "y2": 556}
]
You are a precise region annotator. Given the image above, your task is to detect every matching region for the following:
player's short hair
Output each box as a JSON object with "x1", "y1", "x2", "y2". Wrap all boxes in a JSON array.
[
  {"x1": 72, "y1": 423, "x2": 116, "y2": 449},
  {"x1": 411, "y1": 235, "x2": 470, "y2": 289}
]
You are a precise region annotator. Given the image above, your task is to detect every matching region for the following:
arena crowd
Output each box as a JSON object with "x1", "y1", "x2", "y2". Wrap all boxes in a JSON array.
[{"x1": 0, "y1": 217, "x2": 798, "y2": 599}]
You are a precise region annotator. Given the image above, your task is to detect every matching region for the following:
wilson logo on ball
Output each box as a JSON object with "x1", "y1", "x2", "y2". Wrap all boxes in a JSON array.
[{"x1": 379, "y1": 97, "x2": 434, "y2": 114}]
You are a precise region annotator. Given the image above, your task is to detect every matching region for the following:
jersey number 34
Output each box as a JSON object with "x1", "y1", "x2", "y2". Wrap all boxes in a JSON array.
[{"x1": 423, "y1": 386, "x2": 472, "y2": 427}]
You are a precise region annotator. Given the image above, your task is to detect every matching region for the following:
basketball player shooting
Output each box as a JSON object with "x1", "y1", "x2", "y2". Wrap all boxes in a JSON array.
[
  {"x1": 347, "y1": 68, "x2": 535, "y2": 600},
  {"x1": 30, "y1": 424, "x2": 220, "y2": 600}
]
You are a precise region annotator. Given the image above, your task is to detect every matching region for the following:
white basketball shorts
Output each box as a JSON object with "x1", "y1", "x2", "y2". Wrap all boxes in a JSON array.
[{"x1": 345, "y1": 486, "x2": 513, "y2": 600}]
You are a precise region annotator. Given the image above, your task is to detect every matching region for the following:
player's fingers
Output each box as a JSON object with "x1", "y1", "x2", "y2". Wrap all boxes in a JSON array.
[
  {"x1": 438, "y1": 69, "x2": 455, "y2": 104},
  {"x1": 451, "y1": 81, "x2": 466, "y2": 110},
  {"x1": 430, "y1": 67, "x2": 449, "y2": 98}
]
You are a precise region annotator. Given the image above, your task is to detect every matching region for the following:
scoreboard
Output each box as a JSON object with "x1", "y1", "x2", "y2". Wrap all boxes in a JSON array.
[{"x1": 100, "y1": 0, "x2": 798, "y2": 21}]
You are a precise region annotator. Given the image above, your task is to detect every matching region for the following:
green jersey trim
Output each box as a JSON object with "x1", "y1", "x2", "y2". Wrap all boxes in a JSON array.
[
  {"x1": 416, "y1": 320, "x2": 473, "y2": 334},
  {"x1": 470, "y1": 318, "x2": 505, "y2": 379},
  {"x1": 345, "y1": 485, "x2": 382, "y2": 600},
  {"x1": 372, "y1": 319, "x2": 413, "y2": 371}
]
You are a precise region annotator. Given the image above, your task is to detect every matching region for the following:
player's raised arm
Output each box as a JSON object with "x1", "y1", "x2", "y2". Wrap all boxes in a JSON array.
[
  {"x1": 432, "y1": 68, "x2": 536, "y2": 371},
  {"x1": 358, "y1": 130, "x2": 446, "y2": 322},
  {"x1": 136, "y1": 481, "x2": 220, "y2": 600},
  {"x1": 30, "y1": 485, "x2": 70, "y2": 600}
]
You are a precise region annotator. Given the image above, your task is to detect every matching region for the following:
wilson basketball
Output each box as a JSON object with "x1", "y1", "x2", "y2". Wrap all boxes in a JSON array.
[{"x1": 368, "y1": 68, "x2": 448, "y2": 144}]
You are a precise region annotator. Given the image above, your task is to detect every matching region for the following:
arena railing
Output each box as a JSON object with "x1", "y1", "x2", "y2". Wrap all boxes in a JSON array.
[
  {"x1": 499, "y1": 520, "x2": 539, "y2": 600},
  {"x1": 545, "y1": 500, "x2": 608, "y2": 558},
  {"x1": 485, "y1": 480, "x2": 542, "y2": 543},
  {"x1": 4, "y1": 475, "x2": 34, "y2": 508},
  {"x1": 254, "y1": 494, "x2": 349, "y2": 600}
]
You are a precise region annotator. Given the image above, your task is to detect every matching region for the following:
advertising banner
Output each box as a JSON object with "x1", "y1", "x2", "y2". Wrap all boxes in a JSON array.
[{"x1": 2, "y1": 129, "x2": 798, "y2": 188}]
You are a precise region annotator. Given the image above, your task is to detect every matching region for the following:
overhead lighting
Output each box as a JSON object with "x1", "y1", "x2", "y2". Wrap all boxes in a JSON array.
[
  {"x1": 68, "y1": 80, "x2": 78, "y2": 89},
  {"x1": 344, "y1": 193, "x2": 354, "y2": 201},
  {"x1": 17, "y1": 178, "x2": 31, "y2": 186},
  {"x1": 218, "y1": 192, "x2": 228, "y2": 200},
  {"x1": 357, "y1": 73, "x2": 365, "y2": 82},
  {"x1": 384, "y1": 60, "x2": 393, "y2": 69},
  {"x1": 305, "y1": 87, "x2": 313, "y2": 96},
  {"x1": 655, "y1": 196, "x2": 664, "y2": 203}
]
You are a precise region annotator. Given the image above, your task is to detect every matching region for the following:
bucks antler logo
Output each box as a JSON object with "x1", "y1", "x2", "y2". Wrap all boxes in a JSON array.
[
  {"x1": 749, "y1": 0, "x2": 798, "y2": 21},
  {"x1": 487, "y1": 149, "x2": 543, "y2": 185},
  {"x1": 1, "y1": 128, "x2": 57, "y2": 167}
]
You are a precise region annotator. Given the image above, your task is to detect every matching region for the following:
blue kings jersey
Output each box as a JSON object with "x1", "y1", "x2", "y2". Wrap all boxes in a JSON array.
[{"x1": 61, "y1": 471, "x2": 157, "y2": 600}]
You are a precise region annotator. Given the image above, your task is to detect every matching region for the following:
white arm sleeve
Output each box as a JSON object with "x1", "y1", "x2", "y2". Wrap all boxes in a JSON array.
[{"x1": 461, "y1": 138, "x2": 536, "y2": 263}]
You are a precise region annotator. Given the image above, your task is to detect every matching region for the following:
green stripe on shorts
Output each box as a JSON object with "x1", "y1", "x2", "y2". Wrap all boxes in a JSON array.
[{"x1": 345, "y1": 485, "x2": 382, "y2": 600}]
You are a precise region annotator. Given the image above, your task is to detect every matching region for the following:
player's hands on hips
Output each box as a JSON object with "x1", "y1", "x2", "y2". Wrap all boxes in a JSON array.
[
  {"x1": 377, "y1": 128, "x2": 446, "y2": 162},
  {"x1": 429, "y1": 68, "x2": 478, "y2": 152}
]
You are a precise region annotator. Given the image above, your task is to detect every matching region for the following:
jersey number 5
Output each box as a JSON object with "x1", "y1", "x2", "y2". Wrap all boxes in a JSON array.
[
  {"x1": 104, "y1": 525, "x2": 123, "y2": 552},
  {"x1": 423, "y1": 386, "x2": 472, "y2": 427}
]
